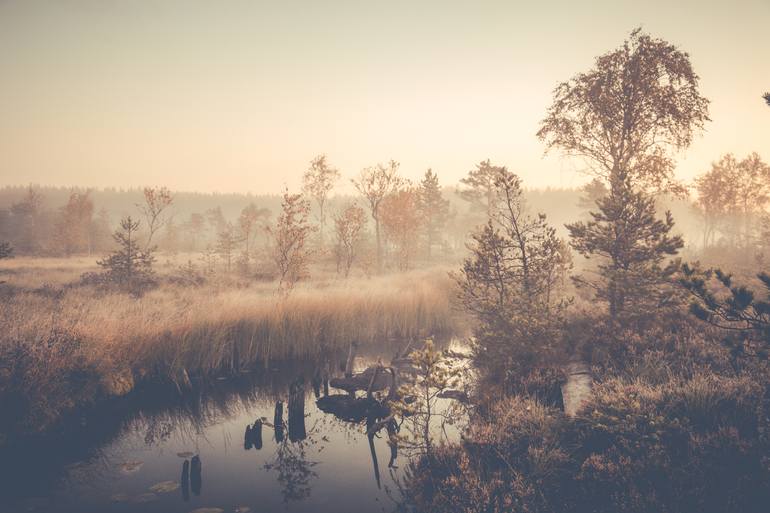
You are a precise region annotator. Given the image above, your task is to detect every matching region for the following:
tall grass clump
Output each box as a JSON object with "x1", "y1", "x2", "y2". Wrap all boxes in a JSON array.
[{"x1": 0, "y1": 269, "x2": 462, "y2": 437}]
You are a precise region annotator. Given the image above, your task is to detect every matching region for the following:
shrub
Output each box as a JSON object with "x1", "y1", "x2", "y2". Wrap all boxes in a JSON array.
[{"x1": 406, "y1": 375, "x2": 770, "y2": 513}]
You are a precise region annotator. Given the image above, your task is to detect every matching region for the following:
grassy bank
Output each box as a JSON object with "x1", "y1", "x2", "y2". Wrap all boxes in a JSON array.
[{"x1": 0, "y1": 267, "x2": 463, "y2": 438}]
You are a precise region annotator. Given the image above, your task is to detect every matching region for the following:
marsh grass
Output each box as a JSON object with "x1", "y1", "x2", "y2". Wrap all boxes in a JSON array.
[{"x1": 0, "y1": 265, "x2": 463, "y2": 436}]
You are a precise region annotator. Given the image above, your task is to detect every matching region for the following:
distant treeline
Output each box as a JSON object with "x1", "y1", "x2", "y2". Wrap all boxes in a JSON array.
[{"x1": 0, "y1": 159, "x2": 765, "y2": 269}]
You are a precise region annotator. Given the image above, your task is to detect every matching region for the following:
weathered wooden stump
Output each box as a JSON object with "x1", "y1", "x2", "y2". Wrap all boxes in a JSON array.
[{"x1": 561, "y1": 361, "x2": 592, "y2": 416}]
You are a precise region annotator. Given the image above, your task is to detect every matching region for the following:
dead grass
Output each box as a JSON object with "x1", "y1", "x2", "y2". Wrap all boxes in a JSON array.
[{"x1": 0, "y1": 264, "x2": 464, "y2": 435}]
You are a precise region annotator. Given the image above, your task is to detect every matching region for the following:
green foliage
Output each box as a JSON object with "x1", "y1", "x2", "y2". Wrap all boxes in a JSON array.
[
  {"x1": 455, "y1": 167, "x2": 571, "y2": 378},
  {"x1": 406, "y1": 374, "x2": 770, "y2": 513},
  {"x1": 538, "y1": 28, "x2": 709, "y2": 196},
  {"x1": 417, "y1": 169, "x2": 451, "y2": 258},
  {"x1": 94, "y1": 216, "x2": 156, "y2": 295},
  {"x1": 567, "y1": 177, "x2": 684, "y2": 324},
  {"x1": 680, "y1": 263, "x2": 770, "y2": 362},
  {"x1": 390, "y1": 340, "x2": 465, "y2": 457}
]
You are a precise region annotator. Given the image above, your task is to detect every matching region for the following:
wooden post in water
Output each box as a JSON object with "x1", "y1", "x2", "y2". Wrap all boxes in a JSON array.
[
  {"x1": 274, "y1": 401, "x2": 285, "y2": 443},
  {"x1": 288, "y1": 378, "x2": 306, "y2": 442},
  {"x1": 252, "y1": 420, "x2": 263, "y2": 450}
]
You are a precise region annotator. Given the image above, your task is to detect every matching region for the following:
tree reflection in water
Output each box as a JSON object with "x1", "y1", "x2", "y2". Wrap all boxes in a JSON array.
[{"x1": 263, "y1": 377, "x2": 321, "y2": 503}]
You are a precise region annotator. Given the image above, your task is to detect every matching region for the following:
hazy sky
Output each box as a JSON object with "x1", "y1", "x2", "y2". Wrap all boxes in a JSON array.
[{"x1": 0, "y1": 0, "x2": 768, "y2": 194}]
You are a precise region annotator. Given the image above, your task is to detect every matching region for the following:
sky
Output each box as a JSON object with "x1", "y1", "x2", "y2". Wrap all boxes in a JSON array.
[{"x1": 0, "y1": 0, "x2": 768, "y2": 194}]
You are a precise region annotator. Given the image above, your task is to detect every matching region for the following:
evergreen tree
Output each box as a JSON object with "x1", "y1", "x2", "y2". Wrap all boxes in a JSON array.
[
  {"x1": 417, "y1": 169, "x2": 450, "y2": 259},
  {"x1": 567, "y1": 177, "x2": 684, "y2": 322},
  {"x1": 0, "y1": 241, "x2": 12, "y2": 259},
  {"x1": 96, "y1": 216, "x2": 155, "y2": 294},
  {"x1": 458, "y1": 159, "x2": 506, "y2": 218},
  {"x1": 456, "y1": 168, "x2": 570, "y2": 377},
  {"x1": 216, "y1": 221, "x2": 243, "y2": 273},
  {"x1": 681, "y1": 264, "x2": 770, "y2": 365}
]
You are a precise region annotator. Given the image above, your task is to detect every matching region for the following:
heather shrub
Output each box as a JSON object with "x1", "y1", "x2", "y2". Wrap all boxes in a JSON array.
[{"x1": 406, "y1": 375, "x2": 770, "y2": 513}]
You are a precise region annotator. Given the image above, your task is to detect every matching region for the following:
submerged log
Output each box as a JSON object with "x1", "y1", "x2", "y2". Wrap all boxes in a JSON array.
[
  {"x1": 437, "y1": 389, "x2": 469, "y2": 403},
  {"x1": 316, "y1": 395, "x2": 388, "y2": 423},
  {"x1": 330, "y1": 365, "x2": 392, "y2": 394}
]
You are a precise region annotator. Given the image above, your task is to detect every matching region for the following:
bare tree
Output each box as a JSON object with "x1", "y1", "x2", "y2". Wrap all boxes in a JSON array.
[
  {"x1": 694, "y1": 153, "x2": 770, "y2": 251},
  {"x1": 138, "y1": 186, "x2": 173, "y2": 250},
  {"x1": 302, "y1": 154, "x2": 340, "y2": 248},
  {"x1": 351, "y1": 160, "x2": 404, "y2": 271},
  {"x1": 268, "y1": 190, "x2": 316, "y2": 289},
  {"x1": 332, "y1": 203, "x2": 367, "y2": 277}
]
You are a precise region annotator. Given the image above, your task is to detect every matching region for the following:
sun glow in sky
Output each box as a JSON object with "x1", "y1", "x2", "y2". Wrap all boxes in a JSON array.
[{"x1": 0, "y1": 0, "x2": 768, "y2": 194}]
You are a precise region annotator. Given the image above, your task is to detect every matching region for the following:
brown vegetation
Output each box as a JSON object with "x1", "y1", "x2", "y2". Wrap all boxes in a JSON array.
[{"x1": 0, "y1": 267, "x2": 460, "y2": 438}]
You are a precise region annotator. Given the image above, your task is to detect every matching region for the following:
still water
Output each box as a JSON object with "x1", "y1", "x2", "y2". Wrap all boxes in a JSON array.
[{"x1": 0, "y1": 343, "x2": 464, "y2": 513}]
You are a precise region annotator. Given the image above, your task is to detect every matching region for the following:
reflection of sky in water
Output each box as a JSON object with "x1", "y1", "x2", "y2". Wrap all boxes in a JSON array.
[{"x1": 1, "y1": 341, "x2": 467, "y2": 513}]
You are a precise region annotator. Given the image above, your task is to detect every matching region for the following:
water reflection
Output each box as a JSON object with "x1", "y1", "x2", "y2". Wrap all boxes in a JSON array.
[
  {"x1": 0, "y1": 340, "x2": 464, "y2": 513},
  {"x1": 180, "y1": 459, "x2": 190, "y2": 501},
  {"x1": 190, "y1": 455, "x2": 202, "y2": 496}
]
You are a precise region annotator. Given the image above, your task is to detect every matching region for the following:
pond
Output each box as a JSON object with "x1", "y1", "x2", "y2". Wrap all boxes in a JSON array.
[{"x1": 0, "y1": 340, "x2": 467, "y2": 513}]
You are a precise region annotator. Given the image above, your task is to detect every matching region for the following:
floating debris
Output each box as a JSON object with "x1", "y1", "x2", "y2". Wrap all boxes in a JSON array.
[
  {"x1": 118, "y1": 460, "x2": 144, "y2": 474},
  {"x1": 189, "y1": 508, "x2": 224, "y2": 513},
  {"x1": 150, "y1": 480, "x2": 180, "y2": 493},
  {"x1": 234, "y1": 507, "x2": 251, "y2": 513}
]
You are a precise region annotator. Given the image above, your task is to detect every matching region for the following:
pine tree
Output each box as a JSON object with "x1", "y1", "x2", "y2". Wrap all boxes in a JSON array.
[
  {"x1": 96, "y1": 216, "x2": 155, "y2": 294},
  {"x1": 417, "y1": 169, "x2": 450, "y2": 259},
  {"x1": 0, "y1": 241, "x2": 12, "y2": 259},
  {"x1": 567, "y1": 177, "x2": 684, "y2": 323},
  {"x1": 216, "y1": 222, "x2": 243, "y2": 273},
  {"x1": 681, "y1": 265, "x2": 770, "y2": 365},
  {"x1": 458, "y1": 159, "x2": 506, "y2": 218},
  {"x1": 456, "y1": 167, "x2": 570, "y2": 377}
]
